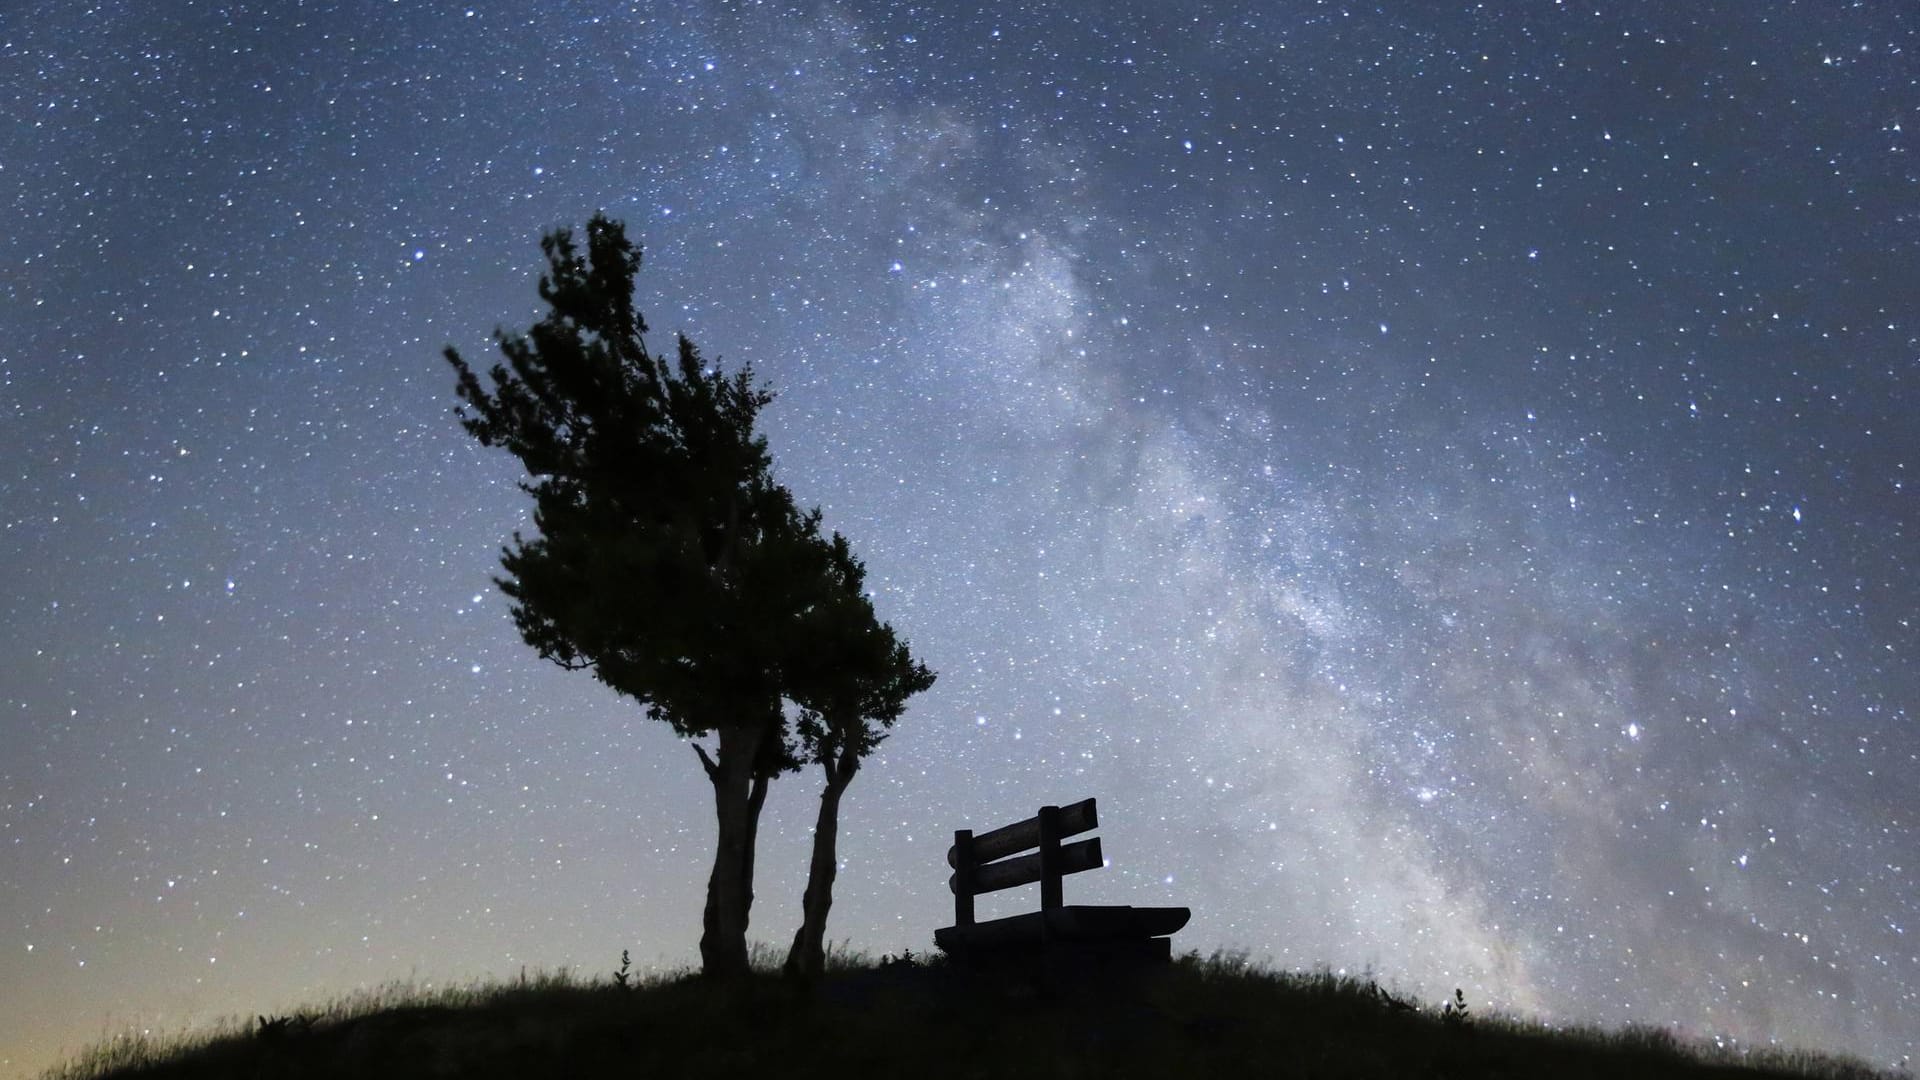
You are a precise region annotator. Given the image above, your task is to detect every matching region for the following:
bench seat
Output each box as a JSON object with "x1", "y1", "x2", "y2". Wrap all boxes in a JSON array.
[{"x1": 935, "y1": 904, "x2": 1190, "y2": 953}]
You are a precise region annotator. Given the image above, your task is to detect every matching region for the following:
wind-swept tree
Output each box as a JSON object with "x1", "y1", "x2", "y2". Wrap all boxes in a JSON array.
[
  {"x1": 443, "y1": 215, "x2": 813, "y2": 977},
  {"x1": 782, "y1": 534, "x2": 936, "y2": 980}
]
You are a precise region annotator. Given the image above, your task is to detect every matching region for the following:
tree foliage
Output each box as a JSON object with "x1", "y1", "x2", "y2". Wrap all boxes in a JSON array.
[
  {"x1": 788, "y1": 534, "x2": 937, "y2": 768},
  {"x1": 445, "y1": 217, "x2": 815, "y2": 747}
]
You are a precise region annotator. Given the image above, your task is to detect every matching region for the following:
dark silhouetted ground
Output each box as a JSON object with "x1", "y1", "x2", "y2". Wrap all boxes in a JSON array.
[{"x1": 44, "y1": 948, "x2": 1893, "y2": 1080}]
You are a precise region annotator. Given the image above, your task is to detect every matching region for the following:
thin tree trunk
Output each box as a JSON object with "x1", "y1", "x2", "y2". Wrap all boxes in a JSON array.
[
  {"x1": 784, "y1": 746, "x2": 858, "y2": 980},
  {"x1": 740, "y1": 770, "x2": 770, "y2": 968},
  {"x1": 697, "y1": 722, "x2": 765, "y2": 978}
]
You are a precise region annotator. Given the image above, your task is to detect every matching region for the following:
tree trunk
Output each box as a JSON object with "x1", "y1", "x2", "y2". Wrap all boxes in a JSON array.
[
  {"x1": 740, "y1": 770, "x2": 770, "y2": 966},
  {"x1": 783, "y1": 746, "x2": 858, "y2": 980},
  {"x1": 698, "y1": 722, "x2": 766, "y2": 978}
]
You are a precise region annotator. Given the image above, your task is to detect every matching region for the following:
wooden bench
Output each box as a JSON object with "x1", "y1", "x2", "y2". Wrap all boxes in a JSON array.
[{"x1": 935, "y1": 797, "x2": 1190, "y2": 967}]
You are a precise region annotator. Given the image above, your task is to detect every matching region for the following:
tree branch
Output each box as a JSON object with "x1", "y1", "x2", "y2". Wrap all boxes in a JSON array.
[
  {"x1": 833, "y1": 742, "x2": 861, "y2": 792},
  {"x1": 691, "y1": 742, "x2": 719, "y2": 780}
]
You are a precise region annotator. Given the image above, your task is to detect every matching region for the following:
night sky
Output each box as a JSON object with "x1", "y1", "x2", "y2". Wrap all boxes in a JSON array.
[{"x1": 4, "y1": 1, "x2": 1917, "y2": 1074}]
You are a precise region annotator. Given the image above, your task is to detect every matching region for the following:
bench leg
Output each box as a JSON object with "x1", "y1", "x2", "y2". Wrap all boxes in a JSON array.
[{"x1": 1043, "y1": 938, "x2": 1170, "y2": 975}]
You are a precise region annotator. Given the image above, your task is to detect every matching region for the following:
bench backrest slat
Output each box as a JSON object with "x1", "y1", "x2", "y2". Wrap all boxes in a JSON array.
[
  {"x1": 949, "y1": 798, "x2": 1103, "y2": 928},
  {"x1": 949, "y1": 836, "x2": 1101, "y2": 896},
  {"x1": 946, "y1": 797, "x2": 1097, "y2": 867}
]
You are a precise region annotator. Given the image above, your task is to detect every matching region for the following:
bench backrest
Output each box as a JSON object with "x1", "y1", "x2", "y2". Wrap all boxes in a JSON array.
[{"x1": 947, "y1": 798, "x2": 1102, "y2": 927}]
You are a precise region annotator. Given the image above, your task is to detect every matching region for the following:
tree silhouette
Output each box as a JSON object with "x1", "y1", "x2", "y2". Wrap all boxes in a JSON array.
[
  {"x1": 781, "y1": 533, "x2": 936, "y2": 980},
  {"x1": 443, "y1": 215, "x2": 817, "y2": 978}
]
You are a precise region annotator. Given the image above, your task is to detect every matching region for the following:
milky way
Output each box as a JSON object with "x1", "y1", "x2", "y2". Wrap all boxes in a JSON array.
[{"x1": 3, "y1": 3, "x2": 1916, "y2": 1074}]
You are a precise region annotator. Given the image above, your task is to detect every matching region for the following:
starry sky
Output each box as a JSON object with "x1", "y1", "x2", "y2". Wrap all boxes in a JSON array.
[{"x1": 3, "y1": 1, "x2": 1916, "y2": 1074}]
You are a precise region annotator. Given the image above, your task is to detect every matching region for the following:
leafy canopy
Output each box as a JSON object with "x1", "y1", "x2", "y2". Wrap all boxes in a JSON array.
[
  {"x1": 444, "y1": 215, "x2": 820, "y2": 750},
  {"x1": 786, "y1": 533, "x2": 936, "y2": 768}
]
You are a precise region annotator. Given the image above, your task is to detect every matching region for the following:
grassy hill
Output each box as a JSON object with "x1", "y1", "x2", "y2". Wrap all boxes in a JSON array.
[{"x1": 45, "y1": 948, "x2": 1891, "y2": 1080}]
